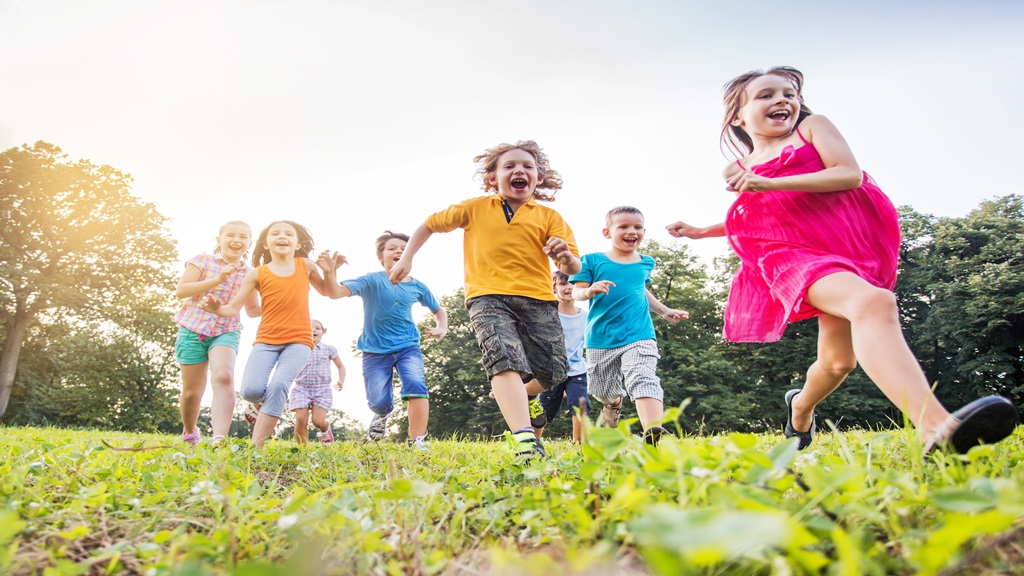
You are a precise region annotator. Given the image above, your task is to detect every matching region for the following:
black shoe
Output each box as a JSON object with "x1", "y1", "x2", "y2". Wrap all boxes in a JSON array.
[
  {"x1": 643, "y1": 425, "x2": 667, "y2": 446},
  {"x1": 927, "y1": 396, "x2": 1020, "y2": 454},
  {"x1": 784, "y1": 389, "x2": 815, "y2": 450}
]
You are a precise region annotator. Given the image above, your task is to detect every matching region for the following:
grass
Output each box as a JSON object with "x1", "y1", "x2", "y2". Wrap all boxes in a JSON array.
[{"x1": 1, "y1": 414, "x2": 1023, "y2": 575}]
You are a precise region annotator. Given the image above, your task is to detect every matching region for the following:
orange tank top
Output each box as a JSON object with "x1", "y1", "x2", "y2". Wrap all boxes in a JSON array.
[{"x1": 255, "y1": 258, "x2": 313, "y2": 348}]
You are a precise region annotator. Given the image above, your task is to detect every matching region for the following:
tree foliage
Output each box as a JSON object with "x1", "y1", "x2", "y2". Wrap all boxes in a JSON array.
[{"x1": 0, "y1": 141, "x2": 180, "y2": 422}]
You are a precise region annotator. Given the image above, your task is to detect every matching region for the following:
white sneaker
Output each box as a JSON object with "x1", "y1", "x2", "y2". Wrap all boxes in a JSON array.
[
  {"x1": 368, "y1": 413, "x2": 388, "y2": 440},
  {"x1": 409, "y1": 434, "x2": 429, "y2": 452}
]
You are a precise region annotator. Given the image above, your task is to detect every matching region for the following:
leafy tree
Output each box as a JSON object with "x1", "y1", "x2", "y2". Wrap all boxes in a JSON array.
[{"x1": 0, "y1": 142, "x2": 179, "y2": 419}]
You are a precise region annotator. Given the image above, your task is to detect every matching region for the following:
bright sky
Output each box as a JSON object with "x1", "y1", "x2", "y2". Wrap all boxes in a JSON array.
[{"x1": 3, "y1": 0, "x2": 1022, "y2": 426}]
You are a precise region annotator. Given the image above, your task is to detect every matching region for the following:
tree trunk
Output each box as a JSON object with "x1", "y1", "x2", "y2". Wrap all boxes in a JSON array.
[{"x1": 0, "y1": 312, "x2": 31, "y2": 418}]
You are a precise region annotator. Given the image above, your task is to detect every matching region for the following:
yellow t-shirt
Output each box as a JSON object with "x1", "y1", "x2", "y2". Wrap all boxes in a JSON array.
[{"x1": 425, "y1": 195, "x2": 579, "y2": 301}]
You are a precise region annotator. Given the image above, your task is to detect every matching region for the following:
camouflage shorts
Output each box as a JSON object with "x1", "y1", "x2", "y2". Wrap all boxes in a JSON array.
[{"x1": 466, "y1": 294, "x2": 568, "y2": 390}]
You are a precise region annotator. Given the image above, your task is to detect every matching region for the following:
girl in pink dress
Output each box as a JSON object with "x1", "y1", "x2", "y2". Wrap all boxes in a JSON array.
[{"x1": 668, "y1": 66, "x2": 1018, "y2": 453}]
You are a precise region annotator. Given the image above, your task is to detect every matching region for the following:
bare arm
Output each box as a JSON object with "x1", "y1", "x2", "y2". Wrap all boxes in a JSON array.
[
  {"x1": 304, "y1": 257, "x2": 328, "y2": 296},
  {"x1": 726, "y1": 115, "x2": 863, "y2": 194},
  {"x1": 425, "y1": 306, "x2": 448, "y2": 342},
  {"x1": 201, "y1": 269, "x2": 258, "y2": 317},
  {"x1": 390, "y1": 223, "x2": 434, "y2": 284},
  {"x1": 646, "y1": 289, "x2": 688, "y2": 323},
  {"x1": 332, "y1": 356, "x2": 346, "y2": 391},
  {"x1": 175, "y1": 262, "x2": 240, "y2": 299},
  {"x1": 666, "y1": 221, "x2": 726, "y2": 239},
  {"x1": 316, "y1": 250, "x2": 353, "y2": 299},
  {"x1": 243, "y1": 289, "x2": 261, "y2": 318},
  {"x1": 572, "y1": 280, "x2": 615, "y2": 301},
  {"x1": 545, "y1": 236, "x2": 582, "y2": 276}
]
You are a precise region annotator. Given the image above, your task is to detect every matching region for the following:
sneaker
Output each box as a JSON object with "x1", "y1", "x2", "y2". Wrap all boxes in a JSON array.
[
  {"x1": 243, "y1": 402, "x2": 261, "y2": 426},
  {"x1": 409, "y1": 434, "x2": 429, "y2": 452},
  {"x1": 368, "y1": 413, "x2": 388, "y2": 440},
  {"x1": 317, "y1": 426, "x2": 334, "y2": 445},
  {"x1": 528, "y1": 396, "x2": 548, "y2": 428},
  {"x1": 182, "y1": 428, "x2": 201, "y2": 446},
  {"x1": 211, "y1": 435, "x2": 226, "y2": 445},
  {"x1": 643, "y1": 425, "x2": 667, "y2": 446},
  {"x1": 599, "y1": 400, "x2": 622, "y2": 428},
  {"x1": 511, "y1": 429, "x2": 546, "y2": 459}
]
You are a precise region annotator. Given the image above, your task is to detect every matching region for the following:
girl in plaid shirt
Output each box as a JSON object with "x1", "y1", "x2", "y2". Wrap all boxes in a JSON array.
[
  {"x1": 289, "y1": 319, "x2": 346, "y2": 445},
  {"x1": 173, "y1": 221, "x2": 260, "y2": 446}
]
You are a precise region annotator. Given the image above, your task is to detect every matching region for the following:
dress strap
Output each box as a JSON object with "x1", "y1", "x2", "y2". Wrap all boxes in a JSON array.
[
  {"x1": 735, "y1": 159, "x2": 746, "y2": 170},
  {"x1": 795, "y1": 126, "x2": 809, "y2": 145}
]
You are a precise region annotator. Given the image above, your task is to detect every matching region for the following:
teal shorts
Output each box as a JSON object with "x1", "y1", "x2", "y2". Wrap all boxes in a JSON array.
[{"x1": 175, "y1": 327, "x2": 242, "y2": 365}]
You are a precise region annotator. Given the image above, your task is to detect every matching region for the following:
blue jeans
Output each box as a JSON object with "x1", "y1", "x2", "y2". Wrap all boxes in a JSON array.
[
  {"x1": 362, "y1": 346, "x2": 428, "y2": 416},
  {"x1": 241, "y1": 343, "x2": 311, "y2": 418},
  {"x1": 538, "y1": 373, "x2": 591, "y2": 422}
]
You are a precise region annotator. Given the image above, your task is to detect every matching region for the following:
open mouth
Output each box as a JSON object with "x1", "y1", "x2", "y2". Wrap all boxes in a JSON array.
[
  {"x1": 768, "y1": 110, "x2": 791, "y2": 121},
  {"x1": 511, "y1": 178, "x2": 528, "y2": 191},
  {"x1": 623, "y1": 237, "x2": 638, "y2": 245}
]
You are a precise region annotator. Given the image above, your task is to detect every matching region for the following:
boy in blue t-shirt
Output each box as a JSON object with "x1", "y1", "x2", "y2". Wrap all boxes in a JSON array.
[
  {"x1": 318, "y1": 231, "x2": 448, "y2": 449},
  {"x1": 570, "y1": 206, "x2": 688, "y2": 445}
]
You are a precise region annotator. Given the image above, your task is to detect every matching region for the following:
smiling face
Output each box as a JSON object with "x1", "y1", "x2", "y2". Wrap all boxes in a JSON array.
[
  {"x1": 552, "y1": 277, "x2": 574, "y2": 304},
  {"x1": 604, "y1": 211, "x2": 646, "y2": 254},
  {"x1": 731, "y1": 73, "x2": 801, "y2": 139},
  {"x1": 378, "y1": 237, "x2": 407, "y2": 274},
  {"x1": 216, "y1": 223, "x2": 251, "y2": 263},
  {"x1": 264, "y1": 221, "x2": 299, "y2": 257},
  {"x1": 489, "y1": 148, "x2": 543, "y2": 210}
]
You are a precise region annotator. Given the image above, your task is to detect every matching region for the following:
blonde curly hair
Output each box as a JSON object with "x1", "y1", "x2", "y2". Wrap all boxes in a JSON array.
[{"x1": 473, "y1": 140, "x2": 563, "y2": 202}]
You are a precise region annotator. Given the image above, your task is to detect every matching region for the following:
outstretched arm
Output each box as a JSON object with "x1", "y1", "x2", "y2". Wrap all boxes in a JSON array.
[
  {"x1": 726, "y1": 115, "x2": 863, "y2": 194},
  {"x1": 666, "y1": 221, "x2": 726, "y2": 239},
  {"x1": 390, "y1": 223, "x2": 433, "y2": 284},
  {"x1": 316, "y1": 250, "x2": 353, "y2": 299},
  {"x1": 572, "y1": 280, "x2": 615, "y2": 301},
  {"x1": 646, "y1": 289, "x2": 688, "y2": 323},
  {"x1": 201, "y1": 269, "x2": 259, "y2": 317}
]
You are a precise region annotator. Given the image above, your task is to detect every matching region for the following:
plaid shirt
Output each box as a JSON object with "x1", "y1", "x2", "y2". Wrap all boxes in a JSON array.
[
  {"x1": 294, "y1": 342, "x2": 339, "y2": 388},
  {"x1": 173, "y1": 254, "x2": 250, "y2": 337}
]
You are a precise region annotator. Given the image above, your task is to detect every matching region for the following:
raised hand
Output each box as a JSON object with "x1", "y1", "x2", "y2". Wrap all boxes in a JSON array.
[
  {"x1": 216, "y1": 263, "x2": 239, "y2": 282},
  {"x1": 666, "y1": 221, "x2": 702, "y2": 239},
  {"x1": 544, "y1": 236, "x2": 574, "y2": 265},
  {"x1": 586, "y1": 280, "x2": 615, "y2": 298}
]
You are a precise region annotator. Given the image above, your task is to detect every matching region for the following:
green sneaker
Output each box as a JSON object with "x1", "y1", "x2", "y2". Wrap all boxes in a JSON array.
[
  {"x1": 528, "y1": 397, "x2": 547, "y2": 428},
  {"x1": 510, "y1": 429, "x2": 546, "y2": 459}
]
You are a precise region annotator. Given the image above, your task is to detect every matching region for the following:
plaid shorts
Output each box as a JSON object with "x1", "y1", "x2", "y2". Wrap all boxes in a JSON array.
[
  {"x1": 587, "y1": 339, "x2": 663, "y2": 403},
  {"x1": 288, "y1": 383, "x2": 333, "y2": 411},
  {"x1": 466, "y1": 294, "x2": 568, "y2": 390}
]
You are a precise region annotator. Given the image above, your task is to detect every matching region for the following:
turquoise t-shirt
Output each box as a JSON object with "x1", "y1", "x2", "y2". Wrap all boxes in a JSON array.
[
  {"x1": 341, "y1": 271, "x2": 441, "y2": 354},
  {"x1": 570, "y1": 253, "x2": 655, "y2": 349}
]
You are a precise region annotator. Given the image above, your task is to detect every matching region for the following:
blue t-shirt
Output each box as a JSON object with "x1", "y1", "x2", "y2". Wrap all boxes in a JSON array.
[
  {"x1": 570, "y1": 253, "x2": 655, "y2": 349},
  {"x1": 341, "y1": 271, "x2": 441, "y2": 354},
  {"x1": 559, "y1": 308, "x2": 587, "y2": 376}
]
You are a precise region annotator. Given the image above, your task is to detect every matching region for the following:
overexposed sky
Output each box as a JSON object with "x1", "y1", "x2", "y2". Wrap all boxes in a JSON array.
[{"x1": 3, "y1": 0, "x2": 1022, "y2": 426}]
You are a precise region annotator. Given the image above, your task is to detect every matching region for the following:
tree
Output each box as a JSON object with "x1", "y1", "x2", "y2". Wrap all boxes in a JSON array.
[{"x1": 0, "y1": 142, "x2": 179, "y2": 418}]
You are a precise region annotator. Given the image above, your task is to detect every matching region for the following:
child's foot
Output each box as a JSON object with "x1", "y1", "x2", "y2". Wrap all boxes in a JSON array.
[
  {"x1": 243, "y1": 403, "x2": 262, "y2": 426},
  {"x1": 510, "y1": 429, "x2": 546, "y2": 459},
  {"x1": 181, "y1": 428, "x2": 201, "y2": 446},
  {"x1": 368, "y1": 413, "x2": 388, "y2": 440},
  {"x1": 784, "y1": 389, "x2": 815, "y2": 450},
  {"x1": 211, "y1": 435, "x2": 226, "y2": 445},
  {"x1": 925, "y1": 396, "x2": 1020, "y2": 454},
  {"x1": 643, "y1": 425, "x2": 667, "y2": 446},
  {"x1": 408, "y1": 434, "x2": 429, "y2": 452},
  {"x1": 599, "y1": 400, "x2": 622, "y2": 427},
  {"x1": 528, "y1": 396, "x2": 547, "y2": 428},
  {"x1": 316, "y1": 426, "x2": 334, "y2": 445}
]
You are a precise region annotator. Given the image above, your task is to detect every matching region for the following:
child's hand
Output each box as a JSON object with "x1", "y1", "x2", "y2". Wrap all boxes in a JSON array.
[
  {"x1": 389, "y1": 259, "x2": 411, "y2": 284},
  {"x1": 544, "y1": 237, "x2": 574, "y2": 265},
  {"x1": 666, "y1": 221, "x2": 701, "y2": 239},
  {"x1": 661, "y1": 308, "x2": 689, "y2": 323},
  {"x1": 425, "y1": 325, "x2": 448, "y2": 342},
  {"x1": 726, "y1": 169, "x2": 774, "y2": 193},
  {"x1": 317, "y1": 250, "x2": 347, "y2": 274},
  {"x1": 333, "y1": 380, "x2": 344, "y2": 392},
  {"x1": 216, "y1": 263, "x2": 239, "y2": 282},
  {"x1": 586, "y1": 280, "x2": 615, "y2": 298},
  {"x1": 199, "y1": 295, "x2": 223, "y2": 314}
]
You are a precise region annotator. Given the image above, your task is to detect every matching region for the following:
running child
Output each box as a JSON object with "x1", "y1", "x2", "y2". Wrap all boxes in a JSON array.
[
  {"x1": 667, "y1": 66, "x2": 1019, "y2": 453},
  {"x1": 202, "y1": 220, "x2": 330, "y2": 448},
  {"x1": 318, "y1": 230, "x2": 447, "y2": 449},
  {"x1": 572, "y1": 206, "x2": 688, "y2": 445},
  {"x1": 173, "y1": 220, "x2": 260, "y2": 445},
  {"x1": 534, "y1": 270, "x2": 591, "y2": 443},
  {"x1": 290, "y1": 319, "x2": 346, "y2": 445},
  {"x1": 388, "y1": 140, "x2": 581, "y2": 459}
]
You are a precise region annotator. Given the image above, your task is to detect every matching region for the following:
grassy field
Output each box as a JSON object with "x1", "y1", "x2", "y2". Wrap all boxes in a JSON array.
[{"x1": 2, "y1": 415, "x2": 1023, "y2": 575}]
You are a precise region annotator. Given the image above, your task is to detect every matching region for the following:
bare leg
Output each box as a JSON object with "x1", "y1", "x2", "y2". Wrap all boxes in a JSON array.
[
  {"x1": 310, "y1": 406, "x2": 329, "y2": 432},
  {"x1": 179, "y1": 362, "x2": 208, "y2": 435},
  {"x1": 524, "y1": 379, "x2": 546, "y2": 396},
  {"x1": 635, "y1": 397, "x2": 664, "y2": 430},
  {"x1": 293, "y1": 409, "x2": 309, "y2": 445},
  {"x1": 406, "y1": 397, "x2": 428, "y2": 438},
  {"x1": 571, "y1": 415, "x2": 582, "y2": 443},
  {"x1": 491, "y1": 370, "x2": 531, "y2": 432},
  {"x1": 252, "y1": 413, "x2": 280, "y2": 448},
  {"x1": 789, "y1": 314, "x2": 858, "y2": 433},
  {"x1": 805, "y1": 272, "x2": 950, "y2": 441},
  {"x1": 207, "y1": 346, "x2": 237, "y2": 439}
]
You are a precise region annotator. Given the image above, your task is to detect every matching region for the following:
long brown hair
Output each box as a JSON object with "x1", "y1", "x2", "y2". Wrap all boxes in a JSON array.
[
  {"x1": 473, "y1": 140, "x2": 563, "y2": 202},
  {"x1": 720, "y1": 66, "x2": 813, "y2": 159},
  {"x1": 251, "y1": 220, "x2": 315, "y2": 266}
]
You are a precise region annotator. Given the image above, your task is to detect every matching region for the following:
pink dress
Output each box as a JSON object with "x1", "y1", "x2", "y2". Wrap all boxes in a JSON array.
[{"x1": 723, "y1": 129, "x2": 901, "y2": 342}]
